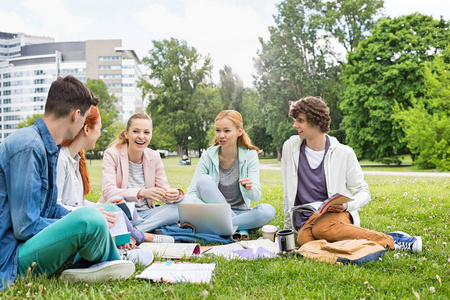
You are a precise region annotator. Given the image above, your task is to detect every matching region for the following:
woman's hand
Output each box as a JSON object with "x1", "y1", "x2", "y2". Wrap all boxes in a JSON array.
[
  {"x1": 97, "y1": 207, "x2": 116, "y2": 228},
  {"x1": 239, "y1": 178, "x2": 253, "y2": 191},
  {"x1": 105, "y1": 195, "x2": 124, "y2": 204},
  {"x1": 164, "y1": 188, "x2": 180, "y2": 203},
  {"x1": 138, "y1": 187, "x2": 166, "y2": 203},
  {"x1": 326, "y1": 203, "x2": 348, "y2": 213}
]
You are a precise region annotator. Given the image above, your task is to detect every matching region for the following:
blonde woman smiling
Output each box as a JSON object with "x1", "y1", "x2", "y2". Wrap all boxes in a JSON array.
[
  {"x1": 184, "y1": 110, "x2": 275, "y2": 234},
  {"x1": 101, "y1": 114, "x2": 185, "y2": 236}
]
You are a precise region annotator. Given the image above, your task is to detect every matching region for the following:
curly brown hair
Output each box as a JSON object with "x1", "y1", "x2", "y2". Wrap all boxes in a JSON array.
[{"x1": 289, "y1": 96, "x2": 330, "y2": 133}]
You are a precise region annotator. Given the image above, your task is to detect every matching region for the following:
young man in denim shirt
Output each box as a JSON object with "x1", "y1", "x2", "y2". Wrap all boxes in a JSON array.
[{"x1": 0, "y1": 76, "x2": 134, "y2": 290}]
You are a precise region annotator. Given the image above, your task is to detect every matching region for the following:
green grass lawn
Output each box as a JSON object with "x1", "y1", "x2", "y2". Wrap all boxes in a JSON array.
[{"x1": 4, "y1": 158, "x2": 449, "y2": 299}]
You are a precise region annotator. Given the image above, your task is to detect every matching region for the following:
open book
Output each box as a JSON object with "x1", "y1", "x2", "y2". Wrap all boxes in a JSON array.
[{"x1": 290, "y1": 193, "x2": 354, "y2": 214}]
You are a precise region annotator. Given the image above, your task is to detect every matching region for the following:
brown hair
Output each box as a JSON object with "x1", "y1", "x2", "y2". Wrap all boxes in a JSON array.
[
  {"x1": 109, "y1": 113, "x2": 152, "y2": 148},
  {"x1": 289, "y1": 96, "x2": 330, "y2": 133},
  {"x1": 61, "y1": 106, "x2": 100, "y2": 196},
  {"x1": 213, "y1": 110, "x2": 261, "y2": 153},
  {"x1": 45, "y1": 75, "x2": 99, "y2": 119}
]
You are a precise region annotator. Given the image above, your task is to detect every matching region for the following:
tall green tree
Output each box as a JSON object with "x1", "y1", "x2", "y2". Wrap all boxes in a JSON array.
[
  {"x1": 254, "y1": 0, "x2": 338, "y2": 160},
  {"x1": 138, "y1": 38, "x2": 213, "y2": 156},
  {"x1": 85, "y1": 79, "x2": 119, "y2": 157},
  {"x1": 393, "y1": 51, "x2": 450, "y2": 171},
  {"x1": 219, "y1": 65, "x2": 244, "y2": 111},
  {"x1": 342, "y1": 14, "x2": 450, "y2": 163},
  {"x1": 321, "y1": 0, "x2": 385, "y2": 54},
  {"x1": 190, "y1": 86, "x2": 222, "y2": 155}
]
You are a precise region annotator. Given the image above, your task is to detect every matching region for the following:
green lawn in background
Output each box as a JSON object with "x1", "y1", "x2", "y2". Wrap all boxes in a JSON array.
[{"x1": 4, "y1": 157, "x2": 449, "y2": 299}]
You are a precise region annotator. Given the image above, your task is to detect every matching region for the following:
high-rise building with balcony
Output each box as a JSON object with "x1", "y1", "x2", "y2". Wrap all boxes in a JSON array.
[{"x1": 0, "y1": 32, "x2": 145, "y2": 141}]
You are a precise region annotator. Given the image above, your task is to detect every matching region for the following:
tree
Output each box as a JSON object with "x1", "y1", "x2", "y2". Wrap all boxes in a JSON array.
[
  {"x1": 18, "y1": 113, "x2": 42, "y2": 129},
  {"x1": 254, "y1": 0, "x2": 339, "y2": 160},
  {"x1": 342, "y1": 14, "x2": 450, "y2": 163},
  {"x1": 190, "y1": 86, "x2": 222, "y2": 156},
  {"x1": 138, "y1": 38, "x2": 213, "y2": 156},
  {"x1": 393, "y1": 52, "x2": 450, "y2": 171},
  {"x1": 85, "y1": 79, "x2": 119, "y2": 157},
  {"x1": 321, "y1": 0, "x2": 385, "y2": 54},
  {"x1": 219, "y1": 65, "x2": 244, "y2": 111}
]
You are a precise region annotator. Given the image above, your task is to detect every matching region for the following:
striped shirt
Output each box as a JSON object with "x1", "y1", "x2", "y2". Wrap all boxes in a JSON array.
[{"x1": 127, "y1": 160, "x2": 147, "y2": 210}]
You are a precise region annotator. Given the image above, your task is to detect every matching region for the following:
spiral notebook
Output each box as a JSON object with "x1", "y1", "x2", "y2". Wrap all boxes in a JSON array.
[{"x1": 136, "y1": 261, "x2": 216, "y2": 283}]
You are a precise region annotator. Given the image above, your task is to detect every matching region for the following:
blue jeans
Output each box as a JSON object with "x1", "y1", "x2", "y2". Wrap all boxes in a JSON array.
[
  {"x1": 134, "y1": 197, "x2": 193, "y2": 233},
  {"x1": 187, "y1": 174, "x2": 275, "y2": 230},
  {"x1": 17, "y1": 207, "x2": 120, "y2": 277}
]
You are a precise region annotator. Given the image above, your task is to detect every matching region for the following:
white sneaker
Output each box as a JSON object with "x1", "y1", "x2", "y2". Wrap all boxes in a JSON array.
[
  {"x1": 60, "y1": 260, "x2": 135, "y2": 282},
  {"x1": 152, "y1": 234, "x2": 174, "y2": 243},
  {"x1": 119, "y1": 249, "x2": 154, "y2": 266}
]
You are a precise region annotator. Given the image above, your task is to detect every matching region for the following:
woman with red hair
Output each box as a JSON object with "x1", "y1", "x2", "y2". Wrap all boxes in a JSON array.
[
  {"x1": 185, "y1": 110, "x2": 276, "y2": 235},
  {"x1": 56, "y1": 106, "x2": 172, "y2": 247}
]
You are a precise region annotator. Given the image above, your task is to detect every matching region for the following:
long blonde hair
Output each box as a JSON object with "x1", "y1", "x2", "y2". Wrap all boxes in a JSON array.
[
  {"x1": 213, "y1": 110, "x2": 261, "y2": 153},
  {"x1": 109, "y1": 113, "x2": 152, "y2": 148}
]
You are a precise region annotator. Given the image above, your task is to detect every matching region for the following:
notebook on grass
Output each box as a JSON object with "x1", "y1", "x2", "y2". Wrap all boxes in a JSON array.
[{"x1": 178, "y1": 203, "x2": 238, "y2": 236}]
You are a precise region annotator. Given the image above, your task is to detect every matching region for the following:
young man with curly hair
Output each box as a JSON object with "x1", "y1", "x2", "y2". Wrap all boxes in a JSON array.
[{"x1": 281, "y1": 96, "x2": 422, "y2": 253}]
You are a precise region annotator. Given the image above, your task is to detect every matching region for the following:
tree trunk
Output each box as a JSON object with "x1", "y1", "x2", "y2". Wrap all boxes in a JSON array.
[
  {"x1": 276, "y1": 146, "x2": 282, "y2": 163},
  {"x1": 177, "y1": 144, "x2": 183, "y2": 157}
]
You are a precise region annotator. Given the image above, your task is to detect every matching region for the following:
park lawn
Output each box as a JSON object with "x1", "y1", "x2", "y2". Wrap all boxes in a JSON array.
[{"x1": 4, "y1": 158, "x2": 449, "y2": 299}]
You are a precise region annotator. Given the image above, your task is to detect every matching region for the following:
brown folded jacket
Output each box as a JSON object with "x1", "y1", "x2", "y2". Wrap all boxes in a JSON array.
[{"x1": 297, "y1": 239, "x2": 386, "y2": 265}]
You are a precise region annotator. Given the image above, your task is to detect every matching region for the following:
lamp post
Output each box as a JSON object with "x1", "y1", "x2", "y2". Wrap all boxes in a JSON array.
[{"x1": 187, "y1": 136, "x2": 192, "y2": 157}]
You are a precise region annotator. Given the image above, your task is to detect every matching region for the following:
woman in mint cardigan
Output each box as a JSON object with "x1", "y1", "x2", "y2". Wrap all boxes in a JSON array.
[{"x1": 185, "y1": 110, "x2": 275, "y2": 233}]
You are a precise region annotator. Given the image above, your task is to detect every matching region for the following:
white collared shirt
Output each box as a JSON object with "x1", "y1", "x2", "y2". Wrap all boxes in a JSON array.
[{"x1": 56, "y1": 147, "x2": 95, "y2": 210}]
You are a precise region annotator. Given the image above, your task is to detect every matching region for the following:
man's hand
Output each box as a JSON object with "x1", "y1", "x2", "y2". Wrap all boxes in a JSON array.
[
  {"x1": 326, "y1": 203, "x2": 348, "y2": 213},
  {"x1": 97, "y1": 207, "x2": 116, "y2": 228}
]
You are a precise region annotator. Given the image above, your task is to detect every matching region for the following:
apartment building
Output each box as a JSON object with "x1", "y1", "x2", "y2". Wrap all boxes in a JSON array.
[{"x1": 0, "y1": 32, "x2": 145, "y2": 141}]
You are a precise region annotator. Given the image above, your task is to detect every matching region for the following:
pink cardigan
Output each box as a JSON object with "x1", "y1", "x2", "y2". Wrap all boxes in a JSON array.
[{"x1": 101, "y1": 144, "x2": 170, "y2": 208}]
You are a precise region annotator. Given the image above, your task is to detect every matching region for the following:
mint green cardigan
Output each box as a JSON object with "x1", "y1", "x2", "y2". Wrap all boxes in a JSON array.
[{"x1": 186, "y1": 145, "x2": 262, "y2": 208}]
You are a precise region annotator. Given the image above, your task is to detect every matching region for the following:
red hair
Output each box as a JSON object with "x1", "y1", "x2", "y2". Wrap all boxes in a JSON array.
[
  {"x1": 213, "y1": 110, "x2": 261, "y2": 153},
  {"x1": 61, "y1": 106, "x2": 100, "y2": 196}
]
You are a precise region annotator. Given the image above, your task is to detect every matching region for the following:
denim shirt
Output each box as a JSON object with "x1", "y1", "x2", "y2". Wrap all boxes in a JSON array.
[{"x1": 0, "y1": 117, "x2": 69, "y2": 290}]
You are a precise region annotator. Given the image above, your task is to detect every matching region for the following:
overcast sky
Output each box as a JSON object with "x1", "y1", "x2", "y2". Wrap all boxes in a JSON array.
[{"x1": 1, "y1": 0, "x2": 449, "y2": 87}]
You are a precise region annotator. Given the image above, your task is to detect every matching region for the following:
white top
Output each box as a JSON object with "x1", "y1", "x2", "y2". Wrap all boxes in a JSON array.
[
  {"x1": 305, "y1": 145, "x2": 325, "y2": 169},
  {"x1": 281, "y1": 135, "x2": 371, "y2": 231},
  {"x1": 56, "y1": 146, "x2": 95, "y2": 210},
  {"x1": 127, "y1": 161, "x2": 147, "y2": 210}
]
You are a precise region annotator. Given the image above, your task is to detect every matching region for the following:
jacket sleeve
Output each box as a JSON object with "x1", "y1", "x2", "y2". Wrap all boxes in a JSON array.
[
  {"x1": 153, "y1": 154, "x2": 170, "y2": 190},
  {"x1": 281, "y1": 139, "x2": 294, "y2": 230},
  {"x1": 185, "y1": 153, "x2": 211, "y2": 202},
  {"x1": 241, "y1": 150, "x2": 261, "y2": 202},
  {"x1": 102, "y1": 148, "x2": 140, "y2": 202},
  {"x1": 344, "y1": 148, "x2": 371, "y2": 212},
  {"x1": 9, "y1": 148, "x2": 57, "y2": 240}
]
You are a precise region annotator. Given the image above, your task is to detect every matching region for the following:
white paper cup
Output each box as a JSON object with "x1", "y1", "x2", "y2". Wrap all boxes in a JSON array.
[{"x1": 262, "y1": 225, "x2": 278, "y2": 242}]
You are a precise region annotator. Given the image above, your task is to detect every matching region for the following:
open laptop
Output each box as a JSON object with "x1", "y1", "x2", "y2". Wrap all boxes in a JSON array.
[{"x1": 178, "y1": 203, "x2": 239, "y2": 236}]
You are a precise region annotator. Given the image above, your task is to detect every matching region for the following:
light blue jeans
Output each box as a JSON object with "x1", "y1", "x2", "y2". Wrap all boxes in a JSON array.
[
  {"x1": 187, "y1": 174, "x2": 275, "y2": 230},
  {"x1": 134, "y1": 197, "x2": 193, "y2": 233},
  {"x1": 17, "y1": 207, "x2": 120, "y2": 276}
]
